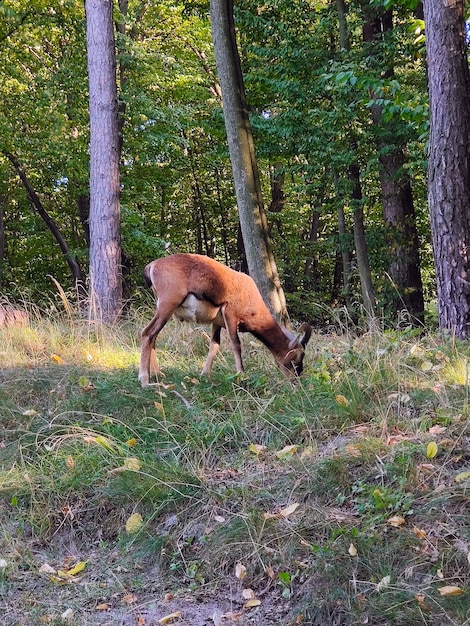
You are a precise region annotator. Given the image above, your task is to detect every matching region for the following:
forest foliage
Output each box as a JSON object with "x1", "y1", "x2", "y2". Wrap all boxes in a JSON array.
[{"x1": 0, "y1": 0, "x2": 434, "y2": 325}]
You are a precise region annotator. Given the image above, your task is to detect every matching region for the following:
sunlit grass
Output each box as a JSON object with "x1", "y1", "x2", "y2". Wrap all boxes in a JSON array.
[{"x1": 1, "y1": 308, "x2": 470, "y2": 624}]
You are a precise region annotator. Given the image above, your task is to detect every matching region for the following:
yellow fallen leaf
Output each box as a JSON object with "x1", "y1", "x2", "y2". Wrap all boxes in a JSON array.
[
  {"x1": 248, "y1": 443, "x2": 266, "y2": 456},
  {"x1": 413, "y1": 526, "x2": 427, "y2": 539},
  {"x1": 94, "y1": 435, "x2": 115, "y2": 452},
  {"x1": 125, "y1": 512, "x2": 143, "y2": 534},
  {"x1": 275, "y1": 444, "x2": 298, "y2": 459},
  {"x1": 123, "y1": 457, "x2": 142, "y2": 471},
  {"x1": 66, "y1": 561, "x2": 87, "y2": 577},
  {"x1": 388, "y1": 515, "x2": 406, "y2": 528},
  {"x1": 438, "y1": 585, "x2": 465, "y2": 597},
  {"x1": 335, "y1": 394, "x2": 349, "y2": 406},
  {"x1": 158, "y1": 611, "x2": 182, "y2": 624},
  {"x1": 244, "y1": 598, "x2": 261, "y2": 608},
  {"x1": 279, "y1": 503, "x2": 300, "y2": 518},
  {"x1": 421, "y1": 361, "x2": 433, "y2": 372},
  {"x1": 126, "y1": 438, "x2": 137, "y2": 447},
  {"x1": 455, "y1": 471, "x2": 470, "y2": 483},
  {"x1": 96, "y1": 603, "x2": 109, "y2": 611},
  {"x1": 235, "y1": 562, "x2": 246, "y2": 580},
  {"x1": 51, "y1": 354, "x2": 64, "y2": 365},
  {"x1": 426, "y1": 441, "x2": 438, "y2": 459},
  {"x1": 348, "y1": 543, "x2": 358, "y2": 556}
]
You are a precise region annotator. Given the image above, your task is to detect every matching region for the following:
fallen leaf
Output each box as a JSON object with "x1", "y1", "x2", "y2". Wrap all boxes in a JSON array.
[
  {"x1": 242, "y1": 588, "x2": 255, "y2": 600},
  {"x1": 125, "y1": 513, "x2": 143, "y2": 534},
  {"x1": 66, "y1": 561, "x2": 87, "y2": 577},
  {"x1": 348, "y1": 543, "x2": 358, "y2": 556},
  {"x1": 244, "y1": 598, "x2": 261, "y2": 608},
  {"x1": 96, "y1": 603, "x2": 109, "y2": 611},
  {"x1": 235, "y1": 562, "x2": 246, "y2": 580},
  {"x1": 248, "y1": 443, "x2": 266, "y2": 456},
  {"x1": 60, "y1": 608, "x2": 73, "y2": 621},
  {"x1": 455, "y1": 471, "x2": 470, "y2": 483},
  {"x1": 388, "y1": 515, "x2": 406, "y2": 528},
  {"x1": 438, "y1": 585, "x2": 465, "y2": 597},
  {"x1": 376, "y1": 575, "x2": 391, "y2": 591},
  {"x1": 426, "y1": 441, "x2": 438, "y2": 459},
  {"x1": 335, "y1": 394, "x2": 349, "y2": 406},
  {"x1": 421, "y1": 361, "x2": 433, "y2": 372},
  {"x1": 413, "y1": 526, "x2": 427, "y2": 539},
  {"x1": 279, "y1": 502, "x2": 300, "y2": 518},
  {"x1": 158, "y1": 611, "x2": 182, "y2": 624},
  {"x1": 39, "y1": 563, "x2": 56, "y2": 574},
  {"x1": 123, "y1": 457, "x2": 142, "y2": 471},
  {"x1": 22, "y1": 409, "x2": 37, "y2": 417},
  {"x1": 51, "y1": 354, "x2": 64, "y2": 365},
  {"x1": 137, "y1": 616, "x2": 146, "y2": 626},
  {"x1": 275, "y1": 444, "x2": 298, "y2": 459},
  {"x1": 126, "y1": 438, "x2": 137, "y2": 447}
]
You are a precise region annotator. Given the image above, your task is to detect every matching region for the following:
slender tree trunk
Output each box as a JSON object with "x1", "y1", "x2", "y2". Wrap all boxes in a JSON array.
[
  {"x1": 349, "y1": 161, "x2": 377, "y2": 322},
  {"x1": 4, "y1": 152, "x2": 84, "y2": 288},
  {"x1": 335, "y1": 0, "x2": 377, "y2": 324},
  {"x1": 424, "y1": 0, "x2": 470, "y2": 338},
  {"x1": 210, "y1": 0, "x2": 289, "y2": 324},
  {"x1": 86, "y1": 0, "x2": 122, "y2": 322}
]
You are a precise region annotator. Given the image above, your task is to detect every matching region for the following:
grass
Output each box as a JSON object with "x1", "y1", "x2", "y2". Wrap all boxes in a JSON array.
[{"x1": 1, "y1": 306, "x2": 470, "y2": 625}]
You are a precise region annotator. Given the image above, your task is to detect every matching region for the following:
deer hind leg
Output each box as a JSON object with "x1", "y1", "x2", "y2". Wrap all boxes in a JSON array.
[
  {"x1": 139, "y1": 302, "x2": 178, "y2": 386},
  {"x1": 201, "y1": 324, "x2": 222, "y2": 376},
  {"x1": 221, "y1": 307, "x2": 244, "y2": 373}
]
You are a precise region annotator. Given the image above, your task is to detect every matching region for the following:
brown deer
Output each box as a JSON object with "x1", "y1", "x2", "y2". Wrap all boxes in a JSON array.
[{"x1": 139, "y1": 253, "x2": 312, "y2": 386}]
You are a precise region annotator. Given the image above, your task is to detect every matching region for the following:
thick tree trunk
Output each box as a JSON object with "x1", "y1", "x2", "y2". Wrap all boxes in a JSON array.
[
  {"x1": 362, "y1": 9, "x2": 425, "y2": 325},
  {"x1": 210, "y1": 0, "x2": 289, "y2": 324},
  {"x1": 86, "y1": 0, "x2": 122, "y2": 322},
  {"x1": 424, "y1": 0, "x2": 470, "y2": 338}
]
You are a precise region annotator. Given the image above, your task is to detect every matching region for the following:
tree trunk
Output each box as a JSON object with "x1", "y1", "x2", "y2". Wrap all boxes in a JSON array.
[
  {"x1": 424, "y1": 0, "x2": 470, "y2": 338},
  {"x1": 210, "y1": 0, "x2": 289, "y2": 324},
  {"x1": 335, "y1": 0, "x2": 376, "y2": 324},
  {"x1": 4, "y1": 152, "x2": 84, "y2": 289},
  {"x1": 349, "y1": 161, "x2": 377, "y2": 323},
  {"x1": 86, "y1": 0, "x2": 122, "y2": 323},
  {"x1": 362, "y1": 8, "x2": 425, "y2": 325}
]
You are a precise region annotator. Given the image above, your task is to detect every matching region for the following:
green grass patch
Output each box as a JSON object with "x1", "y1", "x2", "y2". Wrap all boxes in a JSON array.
[{"x1": 1, "y1": 310, "x2": 470, "y2": 624}]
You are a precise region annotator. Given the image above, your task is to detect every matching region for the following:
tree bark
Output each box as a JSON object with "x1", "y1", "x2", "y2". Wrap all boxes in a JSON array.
[
  {"x1": 86, "y1": 0, "x2": 122, "y2": 322},
  {"x1": 210, "y1": 0, "x2": 289, "y2": 324},
  {"x1": 424, "y1": 0, "x2": 470, "y2": 338},
  {"x1": 362, "y1": 8, "x2": 425, "y2": 325}
]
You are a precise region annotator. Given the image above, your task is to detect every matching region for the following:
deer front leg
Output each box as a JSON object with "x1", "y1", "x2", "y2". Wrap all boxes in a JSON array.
[
  {"x1": 138, "y1": 307, "x2": 174, "y2": 386},
  {"x1": 221, "y1": 307, "x2": 244, "y2": 373}
]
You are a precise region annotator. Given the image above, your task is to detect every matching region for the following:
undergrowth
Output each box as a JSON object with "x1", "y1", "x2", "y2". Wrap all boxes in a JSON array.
[{"x1": 1, "y1": 307, "x2": 470, "y2": 625}]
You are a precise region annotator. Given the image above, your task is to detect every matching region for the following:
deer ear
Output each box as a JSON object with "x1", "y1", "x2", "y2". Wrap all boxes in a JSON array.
[{"x1": 298, "y1": 323, "x2": 312, "y2": 349}]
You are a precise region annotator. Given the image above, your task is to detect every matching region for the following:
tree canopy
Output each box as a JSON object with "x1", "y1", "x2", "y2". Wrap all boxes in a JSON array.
[{"x1": 0, "y1": 0, "x2": 461, "y2": 331}]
